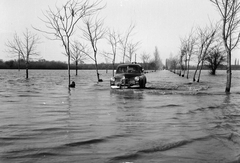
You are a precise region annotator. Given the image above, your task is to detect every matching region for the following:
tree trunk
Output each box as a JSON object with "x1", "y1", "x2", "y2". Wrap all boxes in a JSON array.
[
  {"x1": 182, "y1": 63, "x2": 185, "y2": 77},
  {"x1": 26, "y1": 62, "x2": 29, "y2": 79},
  {"x1": 95, "y1": 61, "x2": 100, "y2": 82},
  {"x1": 68, "y1": 55, "x2": 71, "y2": 88},
  {"x1": 94, "y1": 51, "x2": 100, "y2": 82},
  {"x1": 225, "y1": 51, "x2": 231, "y2": 93},
  {"x1": 112, "y1": 62, "x2": 115, "y2": 76},
  {"x1": 197, "y1": 61, "x2": 204, "y2": 82},
  {"x1": 187, "y1": 58, "x2": 190, "y2": 79},
  {"x1": 122, "y1": 51, "x2": 125, "y2": 63},
  {"x1": 18, "y1": 52, "x2": 20, "y2": 72},
  {"x1": 179, "y1": 69, "x2": 181, "y2": 76},
  {"x1": 212, "y1": 68, "x2": 216, "y2": 75},
  {"x1": 193, "y1": 62, "x2": 200, "y2": 82},
  {"x1": 75, "y1": 61, "x2": 78, "y2": 76},
  {"x1": 112, "y1": 54, "x2": 116, "y2": 76}
]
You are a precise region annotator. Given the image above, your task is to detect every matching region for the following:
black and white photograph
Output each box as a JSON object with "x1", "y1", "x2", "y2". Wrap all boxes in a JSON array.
[{"x1": 1, "y1": 0, "x2": 240, "y2": 162}]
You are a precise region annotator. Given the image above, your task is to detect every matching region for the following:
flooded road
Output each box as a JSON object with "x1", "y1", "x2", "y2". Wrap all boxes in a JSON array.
[{"x1": 0, "y1": 69, "x2": 240, "y2": 163}]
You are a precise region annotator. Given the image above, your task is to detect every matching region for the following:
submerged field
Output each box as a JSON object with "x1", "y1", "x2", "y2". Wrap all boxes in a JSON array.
[{"x1": 1, "y1": 69, "x2": 240, "y2": 163}]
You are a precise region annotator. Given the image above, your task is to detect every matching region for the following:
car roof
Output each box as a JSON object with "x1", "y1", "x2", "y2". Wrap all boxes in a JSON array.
[{"x1": 117, "y1": 63, "x2": 142, "y2": 68}]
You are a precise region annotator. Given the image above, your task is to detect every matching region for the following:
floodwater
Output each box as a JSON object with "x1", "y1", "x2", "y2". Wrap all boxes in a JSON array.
[{"x1": 0, "y1": 69, "x2": 240, "y2": 163}]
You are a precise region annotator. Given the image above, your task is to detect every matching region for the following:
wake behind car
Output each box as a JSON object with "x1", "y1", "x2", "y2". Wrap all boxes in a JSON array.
[{"x1": 110, "y1": 63, "x2": 147, "y2": 89}]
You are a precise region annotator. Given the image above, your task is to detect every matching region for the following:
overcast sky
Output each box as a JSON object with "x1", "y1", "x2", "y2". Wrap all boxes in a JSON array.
[{"x1": 1, "y1": 0, "x2": 239, "y2": 64}]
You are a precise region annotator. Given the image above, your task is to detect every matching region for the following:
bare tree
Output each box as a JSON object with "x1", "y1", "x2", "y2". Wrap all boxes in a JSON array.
[
  {"x1": 126, "y1": 41, "x2": 140, "y2": 63},
  {"x1": 180, "y1": 30, "x2": 197, "y2": 79},
  {"x1": 193, "y1": 25, "x2": 217, "y2": 82},
  {"x1": 82, "y1": 17, "x2": 106, "y2": 82},
  {"x1": 180, "y1": 40, "x2": 187, "y2": 77},
  {"x1": 105, "y1": 28, "x2": 120, "y2": 76},
  {"x1": 183, "y1": 47, "x2": 188, "y2": 77},
  {"x1": 187, "y1": 36, "x2": 196, "y2": 79},
  {"x1": 167, "y1": 55, "x2": 179, "y2": 73},
  {"x1": 179, "y1": 42, "x2": 187, "y2": 77},
  {"x1": 178, "y1": 51, "x2": 183, "y2": 76},
  {"x1": 71, "y1": 40, "x2": 87, "y2": 75},
  {"x1": 140, "y1": 51, "x2": 150, "y2": 71},
  {"x1": 6, "y1": 29, "x2": 40, "y2": 79},
  {"x1": 205, "y1": 46, "x2": 226, "y2": 75},
  {"x1": 210, "y1": 0, "x2": 240, "y2": 92},
  {"x1": 36, "y1": 0, "x2": 103, "y2": 88},
  {"x1": 119, "y1": 23, "x2": 135, "y2": 63}
]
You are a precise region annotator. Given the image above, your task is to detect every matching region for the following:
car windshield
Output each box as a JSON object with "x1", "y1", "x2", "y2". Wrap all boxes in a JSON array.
[{"x1": 116, "y1": 65, "x2": 141, "y2": 73}]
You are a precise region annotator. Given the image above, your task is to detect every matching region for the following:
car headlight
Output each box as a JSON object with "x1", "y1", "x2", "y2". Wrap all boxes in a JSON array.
[
  {"x1": 110, "y1": 77, "x2": 115, "y2": 82},
  {"x1": 134, "y1": 76, "x2": 140, "y2": 81}
]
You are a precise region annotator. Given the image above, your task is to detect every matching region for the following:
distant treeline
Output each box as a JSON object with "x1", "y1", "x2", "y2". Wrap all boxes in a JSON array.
[
  {"x1": 0, "y1": 59, "x2": 160, "y2": 70},
  {"x1": 184, "y1": 64, "x2": 240, "y2": 70},
  {"x1": 1, "y1": 59, "x2": 240, "y2": 70}
]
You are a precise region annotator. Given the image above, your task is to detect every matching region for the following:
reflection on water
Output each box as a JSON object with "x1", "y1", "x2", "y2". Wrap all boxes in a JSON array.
[{"x1": 1, "y1": 69, "x2": 240, "y2": 163}]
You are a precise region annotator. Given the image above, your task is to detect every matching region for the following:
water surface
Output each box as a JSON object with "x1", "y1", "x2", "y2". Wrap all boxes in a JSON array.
[{"x1": 1, "y1": 69, "x2": 240, "y2": 163}]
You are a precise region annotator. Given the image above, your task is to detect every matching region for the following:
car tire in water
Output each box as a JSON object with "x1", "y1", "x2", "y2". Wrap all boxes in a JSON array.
[
  {"x1": 140, "y1": 79, "x2": 145, "y2": 88},
  {"x1": 143, "y1": 78, "x2": 147, "y2": 88}
]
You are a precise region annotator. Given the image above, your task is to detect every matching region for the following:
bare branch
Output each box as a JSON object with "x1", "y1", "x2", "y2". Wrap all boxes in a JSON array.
[{"x1": 119, "y1": 23, "x2": 136, "y2": 63}]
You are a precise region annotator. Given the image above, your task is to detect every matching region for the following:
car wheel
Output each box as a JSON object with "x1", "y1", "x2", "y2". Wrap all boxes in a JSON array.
[
  {"x1": 139, "y1": 79, "x2": 145, "y2": 88},
  {"x1": 142, "y1": 82, "x2": 146, "y2": 88},
  {"x1": 142, "y1": 81, "x2": 146, "y2": 88},
  {"x1": 143, "y1": 78, "x2": 147, "y2": 88}
]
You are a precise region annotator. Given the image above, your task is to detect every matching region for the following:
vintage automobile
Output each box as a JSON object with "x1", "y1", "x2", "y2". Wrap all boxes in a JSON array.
[{"x1": 110, "y1": 63, "x2": 147, "y2": 88}]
